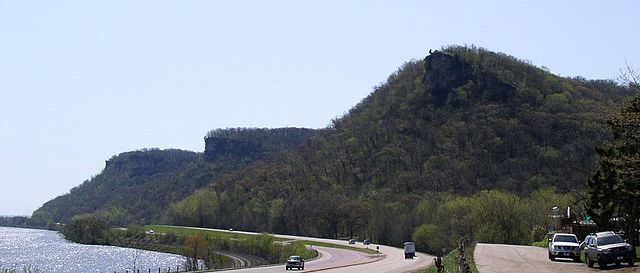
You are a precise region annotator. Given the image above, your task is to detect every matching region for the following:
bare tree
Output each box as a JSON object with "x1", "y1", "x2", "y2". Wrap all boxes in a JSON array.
[{"x1": 619, "y1": 61, "x2": 639, "y2": 93}]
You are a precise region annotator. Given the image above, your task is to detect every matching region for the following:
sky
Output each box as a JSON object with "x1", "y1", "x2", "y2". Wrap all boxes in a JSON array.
[{"x1": 1, "y1": 1, "x2": 639, "y2": 216}]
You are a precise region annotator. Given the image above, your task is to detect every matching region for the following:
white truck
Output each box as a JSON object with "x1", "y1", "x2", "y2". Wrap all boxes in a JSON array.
[{"x1": 404, "y1": 242, "x2": 416, "y2": 259}]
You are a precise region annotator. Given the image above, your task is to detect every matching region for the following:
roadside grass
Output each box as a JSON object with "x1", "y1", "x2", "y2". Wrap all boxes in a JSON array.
[
  {"x1": 147, "y1": 225, "x2": 379, "y2": 255},
  {"x1": 419, "y1": 249, "x2": 458, "y2": 273},
  {"x1": 134, "y1": 225, "x2": 317, "y2": 265},
  {"x1": 295, "y1": 240, "x2": 380, "y2": 255},
  {"x1": 466, "y1": 244, "x2": 480, "y2": 273},
  {"x1": 145, "y1": 225, "x2": 287, "y2": 241},
  {"x1": 418, "y1": 244, "x2": 479, "y2": 273},
  {"x1": 531, "y1": 238, "x2": 549, "y2": 248}
]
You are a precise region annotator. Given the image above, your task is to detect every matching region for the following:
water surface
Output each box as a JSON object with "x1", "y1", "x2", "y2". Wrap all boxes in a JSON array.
[{"x1": 0, "y1": 227, "x2": 186, "y2": 272}]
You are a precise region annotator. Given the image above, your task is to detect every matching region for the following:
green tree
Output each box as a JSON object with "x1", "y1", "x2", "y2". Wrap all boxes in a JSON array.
[
  {"x1": 588, "y1": 95, "x2": 640, "y2": 246},
  {"x1": 168, "y1": 188, "x2": 219, "y2": 227},
  {"x1": 469, "y1": 191, "x2": 530, "y2": 245},
  {"x1": 62, "y1": 214, "x2": 110, "y2": 244},
  {"x1": 412, "y1": 224, "x2": 447, "y2": 255}
]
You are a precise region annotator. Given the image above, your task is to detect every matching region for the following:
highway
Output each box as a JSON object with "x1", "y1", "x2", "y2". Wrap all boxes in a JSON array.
[
  {"x1": 184, "y1": 227, "x2": 433, "y2": 272},
  {"x1": 474, "y1": 243, "x2": 639, "y2": 273}
]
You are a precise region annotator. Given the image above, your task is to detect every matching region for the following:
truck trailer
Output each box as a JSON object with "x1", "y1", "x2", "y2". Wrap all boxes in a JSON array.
[{"x1": 404, "y1": 242, "x2": 416, "y2": 259}]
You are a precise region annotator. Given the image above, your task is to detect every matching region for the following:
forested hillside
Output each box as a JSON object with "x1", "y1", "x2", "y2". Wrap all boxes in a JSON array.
[
  {"x1": 32, "y1": 128, "x2": 318, "y2": 227},
  {"x1": 32, "y1": 46, "x2": 633, "y2": 250},
  {"x1": 171, "y1": 46, "x2": 631, "y2": 246}
]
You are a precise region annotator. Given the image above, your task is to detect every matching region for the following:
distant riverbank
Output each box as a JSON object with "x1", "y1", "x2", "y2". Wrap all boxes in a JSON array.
[{"x1": 0, "y1": 227, "x2": 187, "y2": 273}]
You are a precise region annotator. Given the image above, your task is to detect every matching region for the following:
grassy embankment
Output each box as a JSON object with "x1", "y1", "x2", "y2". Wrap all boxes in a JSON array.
[
  {"x1": 295, "y1": 240, "x2": 379, "y2": 255},
  {"x1": 111, "y1": 225, "x2": 315, "y2": 269},
  {"x1": 147, "y1": 225, "x2": 379, "y2": 255}
]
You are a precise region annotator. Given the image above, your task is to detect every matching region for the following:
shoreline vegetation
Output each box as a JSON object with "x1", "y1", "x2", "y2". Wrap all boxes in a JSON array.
[
  {"x1": 60, "y1": 219, "x2": 317, "y2": 271},
  {"x1": 0, "y1": 216, "x2": 51, "y2": 231}
]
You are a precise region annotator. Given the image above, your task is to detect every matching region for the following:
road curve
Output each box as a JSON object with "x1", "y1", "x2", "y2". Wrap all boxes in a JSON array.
[
  {"x1": 179, "y1": 227, "x2": 433, "y2": 272},
  {"x1": 215, "y1": 246, "x2": 373, "y2": 273},
  {"x1": 474, "y1": 243, "x2": 639, "y2": 273}
]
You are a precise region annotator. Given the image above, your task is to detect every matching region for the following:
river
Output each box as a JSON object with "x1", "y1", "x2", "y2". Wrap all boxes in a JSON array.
[{"x1": 0, "y1": 227, "x2": 187, "y2": 273}]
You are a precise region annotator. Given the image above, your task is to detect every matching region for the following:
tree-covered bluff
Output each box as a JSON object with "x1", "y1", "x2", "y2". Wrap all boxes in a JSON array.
[
  {"x1": 175, "y1": 46, "x2": 631, "y2": 245},
  {"x1": 29, "y1": 46, "x2": 634, "y2": 252},
  {"x1": 31, "y1": 128, "x2": 318, "y2": 227}
]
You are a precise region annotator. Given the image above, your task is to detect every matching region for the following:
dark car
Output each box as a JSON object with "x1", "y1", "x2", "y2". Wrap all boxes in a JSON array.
[
  {"x1": 584, "y1": 232, "x2": 635, "y2": 268},
  {"x1": 286, "y1": 255, "x2": 304, "y2": 270}
]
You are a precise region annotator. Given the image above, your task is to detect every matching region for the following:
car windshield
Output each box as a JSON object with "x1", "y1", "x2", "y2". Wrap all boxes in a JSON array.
[
  {"x1": 289, "y1": 256, "x2": 301, "y2": 261},
  {"x1": 598, "y1": 235, "x2": 624, "y2": 246},
  {"x1": 555, "y1": 235, "x2": 578, "y2": 243}
]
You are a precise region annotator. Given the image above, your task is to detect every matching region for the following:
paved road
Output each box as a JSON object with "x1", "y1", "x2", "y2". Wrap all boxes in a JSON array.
[
  {"x1": 216, "y1": 246, "x2": 374, "y2": 273},
  {"x1": 474, "y1": 243, "x2": 639, "y2": 273},
  {"x1": 178, "y1": 227, "x2": 433, "y2": 272}
]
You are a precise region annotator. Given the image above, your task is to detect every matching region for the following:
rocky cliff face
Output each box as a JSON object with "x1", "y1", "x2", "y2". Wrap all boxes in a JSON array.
[
  {"x1": 203, "y1": 128, "x2": 318, "y2": 162},
  {"x1": 423, "y1": 51, "x2": 473, "y2": 106},
  {"x1": 423, "y1": 51, "x2": 517, "y2": 107},
  {"x1": 104, "y1": 149, "x2": 198, "y2": 178},
  {"x1": 204, "y1": 138, "x2": 264, "y2": 161}
]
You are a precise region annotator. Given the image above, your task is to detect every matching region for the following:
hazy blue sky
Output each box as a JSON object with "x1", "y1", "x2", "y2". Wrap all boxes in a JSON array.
[{"x1": 1, "y1": 1, "x2": 639, "y2": 215}]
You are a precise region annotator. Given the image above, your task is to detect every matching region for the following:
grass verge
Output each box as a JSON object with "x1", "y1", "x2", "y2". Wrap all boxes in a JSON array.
[
  {"x1": 419, "y1": 249, "x2": 458, "y2": 273},
  {"x1": 466, "y1": 244, "x2": 480, "y2": 273},
  {"x1": 531, "y1": 239, "x2": 549, "y2": 248},
  {"x1": 418, "y1": 244, "x2": 479, "y2": 273},
  {"x1": 296, "y1": 240, "x2": 380, "y2": 255},
  {"x1": 147, "y1": 225, "x2": 378, "y2": 255}
]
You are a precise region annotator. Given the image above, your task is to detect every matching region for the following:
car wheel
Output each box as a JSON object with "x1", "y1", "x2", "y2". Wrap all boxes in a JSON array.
[
  {"x1": 549, "y1": 254, "x2": 555, "y2": 261},
  {"x1": 629, "y1": 259, "x2": 635, "y2": 266},
  {"x1": 598, "y1": 261, "x2": 607, "y2": 269},
  {"x1": 587, "y1": 256, "x2": 594, "y2": 268}
]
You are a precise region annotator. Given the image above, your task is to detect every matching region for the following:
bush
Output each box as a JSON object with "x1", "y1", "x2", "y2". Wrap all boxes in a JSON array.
[{"x1": 531, "y1": 239, "x2": 549, "y2": 248}]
